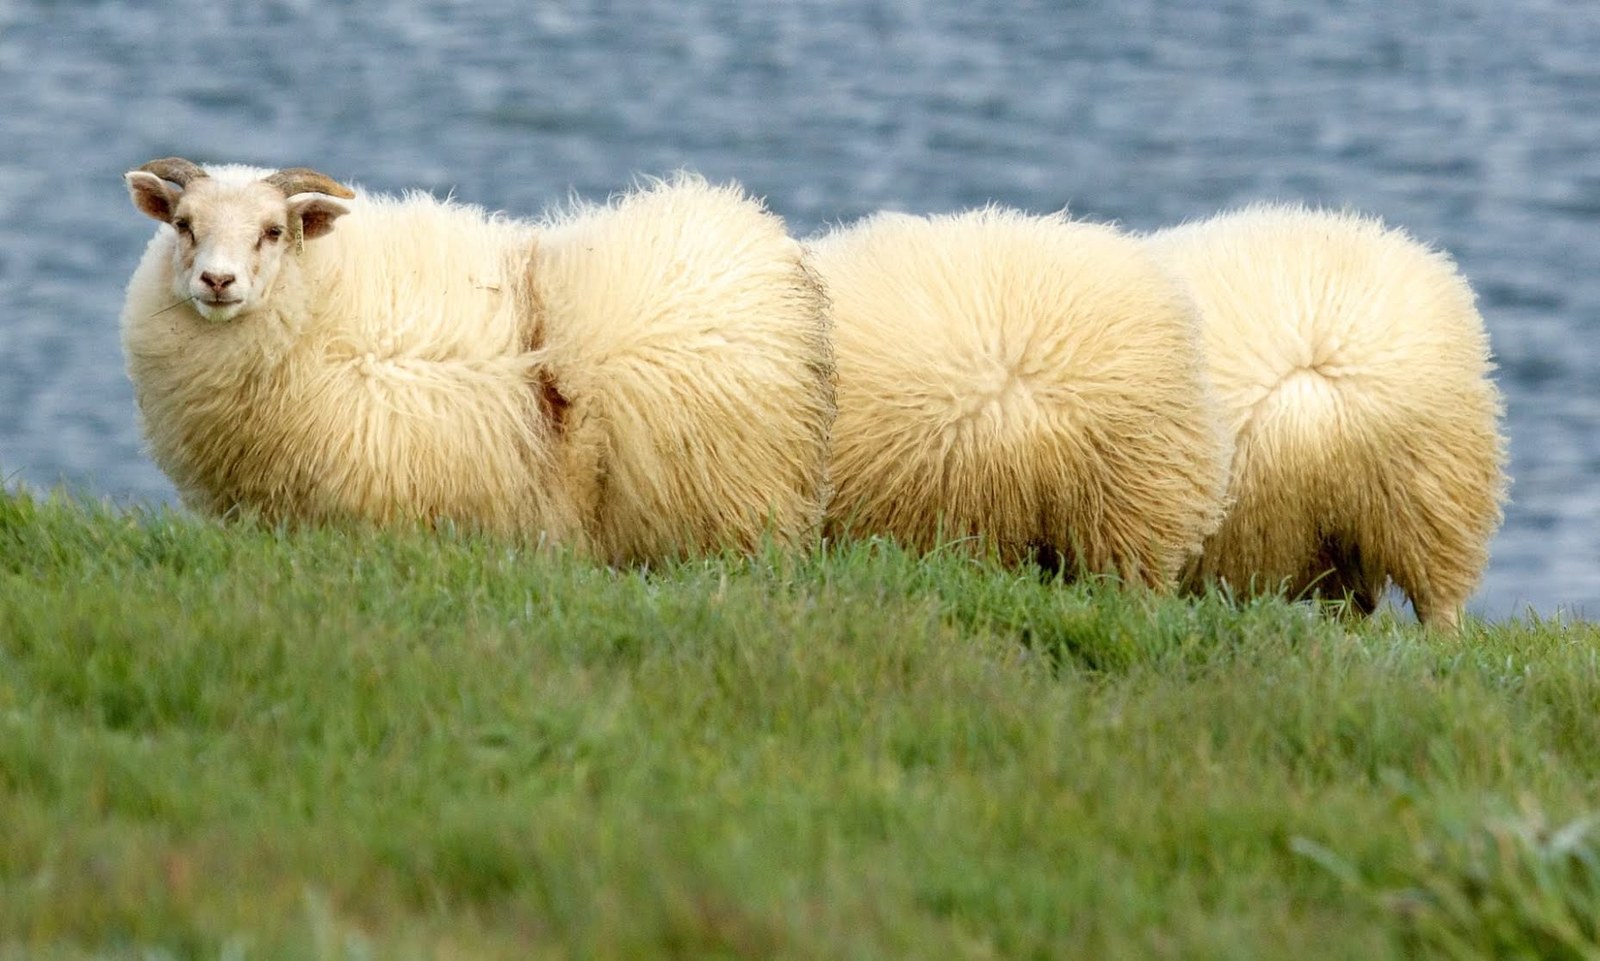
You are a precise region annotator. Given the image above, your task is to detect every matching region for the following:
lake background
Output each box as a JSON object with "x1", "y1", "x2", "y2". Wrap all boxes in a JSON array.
[{"x1": 1, "y1": 0, "x2": 1595, "y2": 618}]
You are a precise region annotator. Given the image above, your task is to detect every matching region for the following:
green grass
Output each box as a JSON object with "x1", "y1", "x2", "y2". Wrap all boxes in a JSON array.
[{"x1": 2, "y1": 487, "x2": 1598, "y2": 960}]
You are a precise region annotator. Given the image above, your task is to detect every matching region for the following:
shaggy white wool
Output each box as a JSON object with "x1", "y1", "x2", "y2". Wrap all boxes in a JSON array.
[
  {"x1": 1145, "y1": 204, "x2": 1508, "y2": 627},
  {"x1": 121, "y1": 168, "x2": 833, "y2": 561},
  {"x1": 809, "y1": 208, "x2": 1229, "y2": 589},
  {"x1": 530, "y1": 177, "x2": 835, "y2": 563}
]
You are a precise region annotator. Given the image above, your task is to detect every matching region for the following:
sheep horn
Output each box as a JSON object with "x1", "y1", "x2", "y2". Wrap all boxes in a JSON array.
[
  {"x1": 137, "y1": 157, "x2": 209, "y2": 187},
  {"x1": 265, "y1": 167, "x2": 356, "y2": 199}
]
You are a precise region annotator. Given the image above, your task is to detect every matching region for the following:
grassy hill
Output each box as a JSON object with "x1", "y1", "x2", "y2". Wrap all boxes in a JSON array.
[{"x1": 2, "y1": 489, "x2": 1597, "y2": 960}]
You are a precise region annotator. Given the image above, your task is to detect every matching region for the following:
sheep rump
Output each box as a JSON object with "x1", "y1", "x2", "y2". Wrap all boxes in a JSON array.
[
  {"x1": 1144, "y1": 204, "x2": 1508, "y2": 626},
  {"x1": 808, "y1": 208, "x2": 1230, "y2": 588},
  {"x1": 121, "y1": 168, "x2": 834, "y2": 562},
  {"x1": 532, "y1": 178, "x2": 835, "y2": 562}
]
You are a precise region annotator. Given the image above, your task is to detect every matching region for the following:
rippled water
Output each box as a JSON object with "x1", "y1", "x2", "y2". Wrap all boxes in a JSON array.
[{"x1": 2, "y1": 0, "x2": 1596, "y2": 617}]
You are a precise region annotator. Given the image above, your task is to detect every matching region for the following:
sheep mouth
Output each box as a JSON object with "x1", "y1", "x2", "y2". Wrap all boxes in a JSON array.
[{"x1": 191, "y1": 296, "x2": 248, "y2": 322}]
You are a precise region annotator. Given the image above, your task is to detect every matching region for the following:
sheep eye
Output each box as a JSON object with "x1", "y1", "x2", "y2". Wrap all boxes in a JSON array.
[
  {"x1": 263, "y1": 225, "x2": 286, "y2": 242},
  {"x1": 172, "y1": 218, "x2": 192, "y2": 235}
]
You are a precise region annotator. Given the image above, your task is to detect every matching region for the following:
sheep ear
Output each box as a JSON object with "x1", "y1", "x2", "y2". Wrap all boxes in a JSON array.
[
  {"x1": 125, "y1": 171, "x2": 180, "y2": 223},
  {"x1": 286, "y1": 193, "x2": 352, "y2": 241}
]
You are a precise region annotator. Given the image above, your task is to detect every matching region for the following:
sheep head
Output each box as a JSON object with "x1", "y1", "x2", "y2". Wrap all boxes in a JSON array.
[{"x1": 124, "y1": 158, "x2": 355, "y2": 323}]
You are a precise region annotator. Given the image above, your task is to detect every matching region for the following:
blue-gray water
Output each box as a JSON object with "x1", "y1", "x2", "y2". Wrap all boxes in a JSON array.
[{"x1": 2, "y1": 0, "x2": 1596, "y2": 618}]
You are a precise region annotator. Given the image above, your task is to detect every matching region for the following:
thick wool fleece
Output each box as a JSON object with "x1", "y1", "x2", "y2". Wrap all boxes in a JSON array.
[
  {"x1": 122, "y1": 172, "x2": 833, "y2": 562},
  {"x1": 809, "y1": 208, "x2": 1229, "y2": 589},
  {"x1": 1145, "y1": 204, "x2": 1508, "y2": 627},
  {"x1": 530, "y1": 176, "x2": 835, "y2": 563}
]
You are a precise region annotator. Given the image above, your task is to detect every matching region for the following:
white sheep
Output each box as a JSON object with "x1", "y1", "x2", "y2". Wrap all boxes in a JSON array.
[
  {"x1": 120, "y1": 158, "x2": 834, "y2": 563},
  {"x1": 808, "y1": 207, "x2": 1231, "y2": 589},
  {"x1": 1144, "y1": 204, "x2": 1508, "y2": 628}
]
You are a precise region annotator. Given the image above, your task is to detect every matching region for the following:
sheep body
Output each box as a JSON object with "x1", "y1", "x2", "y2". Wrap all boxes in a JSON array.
[
  {"x1": 1144, "y1": 204, "x2": 1507, "y2": 626},
  {"x1": 532, "y1": 179, "x2": 835, "y2": 562},
  {"x1": 121, "y1": 167, "x2": 833, "y2": 561},
  {"x1": 809, "y1": 208, "x2": 1229, "y2": 588}
]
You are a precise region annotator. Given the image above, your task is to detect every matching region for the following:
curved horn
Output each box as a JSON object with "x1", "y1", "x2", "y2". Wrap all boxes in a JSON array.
[
  {"x1": 137, "y1": 157, "x2": 209, "y2": 187},
  {"x1": 264, "y1": 167, "x2": 356, "y2": 199}
]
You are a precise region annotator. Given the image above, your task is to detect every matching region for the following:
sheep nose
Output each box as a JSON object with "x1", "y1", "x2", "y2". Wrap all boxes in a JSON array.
[{"x1": 200, "y1": 271, "x2": 236, "y2": 293}]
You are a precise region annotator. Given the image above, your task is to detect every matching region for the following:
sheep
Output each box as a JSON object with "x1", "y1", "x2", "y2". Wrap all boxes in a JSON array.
[
  {"x1": 1143, "y1": 204, "x2": 1508, "y2": 628},
  {"x1": 120, "y1": 158, "x2": 834, "y2": 563},
  {"x1": 807, "y1": 207, "x2": 1231, "y2": 589}
]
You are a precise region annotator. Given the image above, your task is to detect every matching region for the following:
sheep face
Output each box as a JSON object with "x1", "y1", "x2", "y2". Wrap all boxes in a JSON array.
[{"x1": 124, "y1": 169, "x2": 351, "y2": 323}]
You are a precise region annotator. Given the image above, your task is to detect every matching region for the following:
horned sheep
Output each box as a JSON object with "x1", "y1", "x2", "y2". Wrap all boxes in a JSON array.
[
  {"x1": 808, "y1": 208, "x2": 1231, "y2": 589},
  {"x1": 120, "y1": 159, "x2": 834, "y2": 563},
  {"x1": 1144, "y1": 204, "x2": 1508, "y2": 628}
]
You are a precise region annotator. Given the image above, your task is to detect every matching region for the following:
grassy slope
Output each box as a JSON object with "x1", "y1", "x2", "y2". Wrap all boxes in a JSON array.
[{"x1": 2, "y1": 489, "x2": 1598, "y2": 960}]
